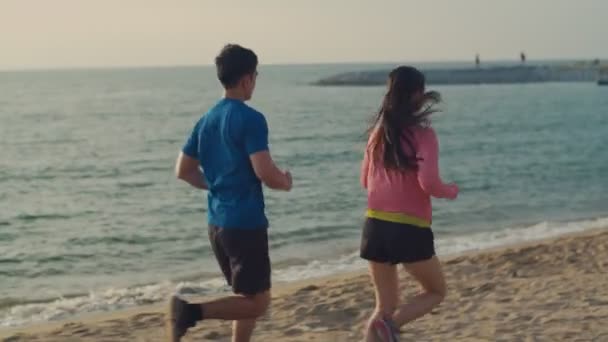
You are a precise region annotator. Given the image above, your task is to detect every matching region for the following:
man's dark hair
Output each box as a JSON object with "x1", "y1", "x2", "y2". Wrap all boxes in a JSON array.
[{"x1": 215, "y1": 44, "x2": 258, "y2": 88}]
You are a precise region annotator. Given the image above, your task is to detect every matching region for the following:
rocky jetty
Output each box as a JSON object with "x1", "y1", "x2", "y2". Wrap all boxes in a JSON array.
[{"x1": 315, "y1": 63, "x2": 604, "y2": 86}]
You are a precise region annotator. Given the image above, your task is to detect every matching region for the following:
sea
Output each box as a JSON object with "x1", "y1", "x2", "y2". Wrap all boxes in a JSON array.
[{"x1": 1, "y1": 62, "x2": 607, "y2": 327}]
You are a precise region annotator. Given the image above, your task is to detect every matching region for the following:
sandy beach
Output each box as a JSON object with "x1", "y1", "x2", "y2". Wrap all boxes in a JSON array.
[{"x1": 2, "y1": 228, "x2": 607, "y2": 342}]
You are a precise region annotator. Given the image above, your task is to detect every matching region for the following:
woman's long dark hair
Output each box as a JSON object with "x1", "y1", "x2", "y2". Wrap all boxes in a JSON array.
[{"x1": 367, "y1": 66, "x2": 441, "y2": 170}]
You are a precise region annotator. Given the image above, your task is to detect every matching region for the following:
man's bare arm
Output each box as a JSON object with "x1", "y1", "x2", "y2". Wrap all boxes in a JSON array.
[
  {"x1": 175, "y1": 152, "x2": 208, "y2": 190},
  {"x1": 250, "y1": 151, "x2": 292, "y2": 191}
]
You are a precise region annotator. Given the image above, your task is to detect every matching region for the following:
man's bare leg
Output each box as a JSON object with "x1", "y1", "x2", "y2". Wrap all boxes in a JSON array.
[
  {"x1": 233, "y1": 319, "x2": 257, "y2": 342},
  {"x1": 200, "y1": 291, "x2": 270, "y2": 320}
]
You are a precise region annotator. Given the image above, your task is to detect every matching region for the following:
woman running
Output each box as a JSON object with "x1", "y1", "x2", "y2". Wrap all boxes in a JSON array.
[{"x1": 360, "y1": 66, "x2": 459, "y2": 342}]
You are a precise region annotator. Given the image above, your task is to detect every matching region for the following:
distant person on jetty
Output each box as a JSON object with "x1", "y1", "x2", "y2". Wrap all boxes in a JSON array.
[
  {"x1": 167, "y1": 44, "x2": 293, "y2": 342},
  {"x1": 521, "y1": 52, "x2": 527, "y2": 64},
  {"x1": 475, "y1": 54, "x2": 481, "y2": 68},
  {"x1": 360, "y1": 66, "x2": 459, "y2": 341}
]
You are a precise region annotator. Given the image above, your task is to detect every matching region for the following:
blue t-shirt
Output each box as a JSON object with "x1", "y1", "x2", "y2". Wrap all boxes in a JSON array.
[{"x1": 182, "y1": 98, "x2": 269, "y2": 229}]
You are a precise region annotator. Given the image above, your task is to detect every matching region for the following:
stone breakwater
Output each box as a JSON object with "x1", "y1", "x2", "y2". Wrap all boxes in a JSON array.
[{"x1": 314, "y1": 64, "x2": 605, "y2": 86}]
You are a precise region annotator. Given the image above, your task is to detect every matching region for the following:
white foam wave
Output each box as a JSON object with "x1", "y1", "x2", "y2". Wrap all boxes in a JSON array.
[
  {"x1": 1, "y1": 216, "x2": 606, "y2": 327},
  {"x1": 274, "y1": 216, "x2": 608, "y2": 284},
  {"x1": 437, "y1": 215, "x2": 608, "y2": 255},
  {"x1": 0, "y1": 279, "x2": 228, "y2": 327}
]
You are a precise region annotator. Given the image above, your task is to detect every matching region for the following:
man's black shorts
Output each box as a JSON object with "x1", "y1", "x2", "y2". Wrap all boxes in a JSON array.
[{"x1": 208, "y1": 225, "x2": 271, "y2": 296}]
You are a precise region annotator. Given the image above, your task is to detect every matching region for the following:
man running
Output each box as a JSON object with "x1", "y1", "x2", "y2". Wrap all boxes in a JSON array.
[{"x1": 167, "y1": 44, "x2": 292, "y2": 342}]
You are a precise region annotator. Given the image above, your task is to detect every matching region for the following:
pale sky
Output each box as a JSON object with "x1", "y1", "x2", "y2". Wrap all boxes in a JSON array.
[{"x1": 1, "y1": 0, "x2": 606, "y2": 70}]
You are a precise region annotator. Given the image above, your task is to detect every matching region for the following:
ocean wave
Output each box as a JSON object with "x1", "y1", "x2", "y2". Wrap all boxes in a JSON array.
[
  {"x1": 436, "y1": 215, "x2": 608, "y2": 255},
  {"x1": 0, "y1": 280, "x2": 227, "y2": 327},
  {"x1": 15, "y1": 213, "x2": 73, "y2": 221},
  {"x1": 12, "y1": 211, "x2": 96, "y2": 222},
  {"x1": 117, "y1": 181, "x2": 155, "y2": 189}
]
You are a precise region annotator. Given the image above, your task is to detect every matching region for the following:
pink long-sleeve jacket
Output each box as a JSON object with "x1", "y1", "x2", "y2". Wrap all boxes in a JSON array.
[{"x1": 361, "y1": 126, "x2": 458, "y2": 226}]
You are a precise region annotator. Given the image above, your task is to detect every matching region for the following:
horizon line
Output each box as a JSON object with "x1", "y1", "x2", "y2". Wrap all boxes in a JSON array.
[{"x1": 1, "y1": 56, "x2": 605, "y2": 73}]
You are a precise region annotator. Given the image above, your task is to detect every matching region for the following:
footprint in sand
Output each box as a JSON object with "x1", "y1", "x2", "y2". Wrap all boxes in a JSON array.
[
  {"x1": 131, "y1": 313, "x2": 163, "y2": 327},
  {"x1": 3, "y1": 334, "x2": 25, "y2": 342},
  {"x1": 296, "y1": 285, "x2": 320, "y2": 294},
  {"x1": 284, "y1": 327, "x2": 304, "y2": 336}
]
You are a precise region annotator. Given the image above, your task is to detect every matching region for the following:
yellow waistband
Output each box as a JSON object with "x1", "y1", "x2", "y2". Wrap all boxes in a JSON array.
[{"x1": 365, "y1": 209, "x2": 431, "y2": 228}]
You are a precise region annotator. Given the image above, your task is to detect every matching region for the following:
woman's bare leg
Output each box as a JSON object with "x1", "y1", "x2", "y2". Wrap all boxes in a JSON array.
[
  {"x1": 393, "y1": 256, "x2": 446, "y2": 327},
  {"x1": 364, "y1": 261, "x2": 399, "y2": 342}
]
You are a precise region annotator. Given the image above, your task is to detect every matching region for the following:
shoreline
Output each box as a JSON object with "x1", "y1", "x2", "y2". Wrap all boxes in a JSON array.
[
  {"x1": 2, "y1": 215, "x2": 606, "y2": 329},
  {"x1": 2, "y1": 226, "x2": 607, "y2": 341}
]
